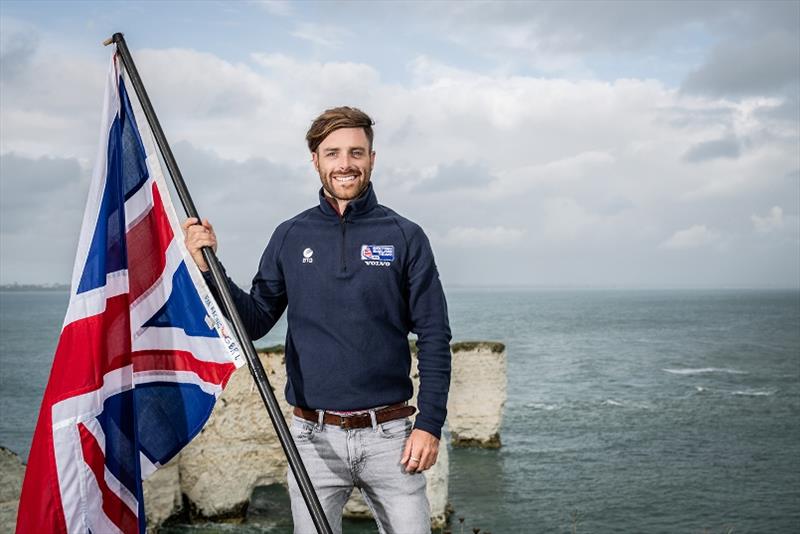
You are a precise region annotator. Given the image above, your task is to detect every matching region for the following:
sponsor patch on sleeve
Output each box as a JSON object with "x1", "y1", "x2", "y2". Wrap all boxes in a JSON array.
[{"x1": 360, "y1": 245, "x2": 394, "y2": 266}]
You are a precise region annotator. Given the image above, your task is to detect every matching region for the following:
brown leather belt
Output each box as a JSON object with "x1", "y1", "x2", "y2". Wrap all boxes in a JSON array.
[{"x1": 293, "y1": 403, "x2": 416, "y2": 430}]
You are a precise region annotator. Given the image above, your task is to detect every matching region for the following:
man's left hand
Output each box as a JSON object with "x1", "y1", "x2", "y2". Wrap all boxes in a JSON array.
[{"x1": 401, "y1": 429, "x2": 439, "y2": 473}]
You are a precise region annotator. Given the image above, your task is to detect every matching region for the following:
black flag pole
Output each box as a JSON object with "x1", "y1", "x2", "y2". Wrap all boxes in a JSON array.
[{"x1": 105, "y1": 32, "x2": 332, "y2": 534}]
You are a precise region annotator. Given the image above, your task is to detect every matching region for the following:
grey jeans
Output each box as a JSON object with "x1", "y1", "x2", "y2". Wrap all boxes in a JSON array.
[{"x1": 286, "y1": 413, "x2": 431, "y2": 534}]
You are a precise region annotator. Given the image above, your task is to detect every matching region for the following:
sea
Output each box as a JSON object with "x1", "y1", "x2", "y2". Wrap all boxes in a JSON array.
[{"x1": 1, "y1": 288, "x2": 798, "y2": 534}]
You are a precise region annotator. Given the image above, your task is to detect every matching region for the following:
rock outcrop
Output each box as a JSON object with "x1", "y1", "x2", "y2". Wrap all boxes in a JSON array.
[
  {"x1": 447, "y1": 342, "x2": 507, "y2": 448},
  {"x1": 4, "y1": 341, "x2": 506, "y2": 532},
  {"x1": 0, "y1": 447, "x2": 24, "y2": 534},
  {"x1": 178, "y1": 346, "x2": 293, "y2": 518},
  {"x1": 176, "y1": 345, "x2": 458, "y2": 526},
  {"x1": 142, "y1": 456, "x2": 182, "y2": 530}
]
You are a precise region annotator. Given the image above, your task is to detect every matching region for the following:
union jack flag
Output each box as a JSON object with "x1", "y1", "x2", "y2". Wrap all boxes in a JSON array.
[{"x1": 16, "y1": 49, "x2": 244, "y2": 534}]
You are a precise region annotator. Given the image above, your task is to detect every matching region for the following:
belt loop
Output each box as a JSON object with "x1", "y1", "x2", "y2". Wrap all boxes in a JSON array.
[
  {"x1": 369, "y1": 409, "x2": 378, "y2": 430},
  {"x1": 317, "y1": 409, "x2": 325, "y2": 430}
]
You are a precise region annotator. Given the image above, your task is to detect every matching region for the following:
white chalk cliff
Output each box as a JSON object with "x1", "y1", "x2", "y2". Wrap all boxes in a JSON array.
[{"x1": 5, "y1": 342, "x2": 506, "y2": 532}]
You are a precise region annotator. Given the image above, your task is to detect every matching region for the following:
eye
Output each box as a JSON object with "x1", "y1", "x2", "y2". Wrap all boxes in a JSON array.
[{"x1": 352, "y1": 150, "x2": 364, "y2": 157}]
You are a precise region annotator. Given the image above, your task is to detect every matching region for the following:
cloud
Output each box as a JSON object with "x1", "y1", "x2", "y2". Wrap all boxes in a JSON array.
[
  {"x1": 0, "y1": 152, "x2": 86, "y2": 227},
  {"x1": 751, "y1": 206, "x2": 784, "y2": 233},
  {"x1": 0, "y1": 152, "x2": 88, "y2": 283},
  {"x1": 412, "y1": 160, "x2": 494, "y2": 193},
  {"x1": 0, "y1": 19, "x2": 39, "y2": 82},
  {"x1": 439, "y1": 226, "x2": 525, "y2": 247},
  {"x1": 660, "y1": 224, "x2": 720, "y2": 249},
  {"x1": 684, "y1": 135, "x2": 741, "y2": 163},
  {"x1": 290, "y1": 23, "x2": 352, "y2": 49},
  {"x1": 403, "y1": 1, "x2": 799, "y2": 80},
  {"x1": 252, "y1": 0, "x2": 293, "y2": 17},
  {"x1": 756, "y1": 94, "x2": 799, "y2": 123},
  {"x1": 1, "y1": 8, "x2": 798, "y2": 287},
  {"x1": 682, "y1": 31, "x2": 800, "y2": 97}
]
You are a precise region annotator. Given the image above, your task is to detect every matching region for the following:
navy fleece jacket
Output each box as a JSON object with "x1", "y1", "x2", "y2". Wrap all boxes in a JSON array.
[{"x1": 206, "y1": 183, "x2": 452, "y2": 438}]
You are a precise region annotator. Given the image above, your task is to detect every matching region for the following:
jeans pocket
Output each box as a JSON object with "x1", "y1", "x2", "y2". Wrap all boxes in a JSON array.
[
  {"x1": 378, "y1": 417, "x2": 412, "y2": 439},
  {"x1": 291, "y1": 415, "x2": 317, "y2": 442}
]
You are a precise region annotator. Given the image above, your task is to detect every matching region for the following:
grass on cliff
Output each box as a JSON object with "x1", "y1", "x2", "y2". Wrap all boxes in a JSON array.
[{"x1": 256, "y1": 341, "x2": 506, "y2": 356}]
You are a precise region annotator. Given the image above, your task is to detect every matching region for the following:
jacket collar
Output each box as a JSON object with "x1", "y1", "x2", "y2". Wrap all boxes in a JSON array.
[{"x1": 318, "y1": 182, "x2": 378, "y2": 219}]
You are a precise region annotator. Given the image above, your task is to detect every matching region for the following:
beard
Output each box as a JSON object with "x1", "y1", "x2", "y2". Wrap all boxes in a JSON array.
[{"x1": 320, "y1": 165, "x2": 372, "y2": 202}]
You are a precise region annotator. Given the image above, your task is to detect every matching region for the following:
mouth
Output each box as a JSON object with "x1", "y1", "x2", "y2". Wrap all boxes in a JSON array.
[{"x1": 333, "y1": 175, "x2": 358, "y2": 183}]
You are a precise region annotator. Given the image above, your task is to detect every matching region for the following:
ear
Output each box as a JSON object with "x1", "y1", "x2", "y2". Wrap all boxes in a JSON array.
[
  {"x1": 370, "y1": 150, "x2": 376, "y2": 168},
  {"x1": 311, "y1": 151, "x2": 319, "y2": 172}
]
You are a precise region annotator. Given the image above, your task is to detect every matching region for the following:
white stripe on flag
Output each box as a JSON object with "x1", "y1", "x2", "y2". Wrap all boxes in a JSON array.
[
  {"x1": 132, "y1": 326, "x2": 237, "y2": 367},
  {"x1": 70, "y1": 56, "x2": 121, "y2": 296},
  {"x1": 134, "y1": 369, "x2": 224, "y2": 397},
  {"x1": 62, "y1": 270, "x2": 130, "y2": 329},
  {"x1": 82, "y1": 418, "x2": 140, "y2": 515},
  {"x1": 128, "y1": 239, "x2": 184, "y2": 328}
]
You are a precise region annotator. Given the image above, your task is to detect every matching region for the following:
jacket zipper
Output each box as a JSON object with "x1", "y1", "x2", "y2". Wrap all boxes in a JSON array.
[{"x1": 339, "y1": 217, "x2": 347, "y2": 272}]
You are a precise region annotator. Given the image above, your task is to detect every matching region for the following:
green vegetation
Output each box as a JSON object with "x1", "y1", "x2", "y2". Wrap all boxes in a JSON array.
[
  {"x1": 256, "y1": 345, "x2": 285, "y2": 354},
  {"x1": 258, "y1": 341, "x2": 506, "y2": 356}
]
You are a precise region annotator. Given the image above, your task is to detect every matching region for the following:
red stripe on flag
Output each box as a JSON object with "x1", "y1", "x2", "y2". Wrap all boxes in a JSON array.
[
  {"x1": 127, "y1": 182, "x2": 174, "y2": 302},
  {"x1": 45, "y1": 295, "x2": 131, "y2": 404},
  {"x1": 132, "y1": 350, "x2": 237, "y2": 387},
  {"x1": 77, "y1": 422, "x2": 139, "y2": 534},
  {"x1": 16, "y1": 294, "x2": 131, "y2": 534}
]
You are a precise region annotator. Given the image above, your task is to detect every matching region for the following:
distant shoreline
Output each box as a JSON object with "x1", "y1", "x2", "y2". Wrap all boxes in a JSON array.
[
  {"x1": 1, "y1": 283, "x2": 799, "y2": 292},
  {"x1": 0, "y1": 284, "x2": 70, "y2": 291}
]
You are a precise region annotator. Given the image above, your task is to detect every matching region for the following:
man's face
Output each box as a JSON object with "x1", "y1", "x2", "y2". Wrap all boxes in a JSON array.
[{"x1": 312, "y1": 127, "x2": 375, "y2": 204}]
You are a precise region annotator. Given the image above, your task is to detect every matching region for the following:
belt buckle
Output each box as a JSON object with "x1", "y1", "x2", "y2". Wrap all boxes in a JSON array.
[{"x1": 339, "y1": 416, "x2": 352, "y2": 430}]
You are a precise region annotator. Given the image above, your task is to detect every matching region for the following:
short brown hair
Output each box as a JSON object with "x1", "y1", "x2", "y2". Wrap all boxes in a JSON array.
[{"x1": 306, "y1": 106, "x2": 375, "y2": 153}]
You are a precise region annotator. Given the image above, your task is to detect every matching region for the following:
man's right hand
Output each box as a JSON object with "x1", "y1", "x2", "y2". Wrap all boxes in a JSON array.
[{"x1": 182, "y1": 217, "x2": 217, "y2": 272}]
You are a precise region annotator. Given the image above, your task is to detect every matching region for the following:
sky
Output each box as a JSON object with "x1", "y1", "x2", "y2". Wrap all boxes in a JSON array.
[{"x1": 1, "y1": 0, "x2": 798, "y2": 288}]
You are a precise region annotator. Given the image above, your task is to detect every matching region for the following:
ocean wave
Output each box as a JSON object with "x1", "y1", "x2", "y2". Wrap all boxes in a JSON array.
[
  {"x1": 524, "y1": 402, "x2": 560, "y2": 411},
  {"x1": 662, "y1": 367, "x2": 748, "y2": 376},
  {"x1": 732, "y1": 389, "x2": 775, "y2": 397},
  {"x1": 602, "y1": 399, "x2": 625, "y2": 407}
]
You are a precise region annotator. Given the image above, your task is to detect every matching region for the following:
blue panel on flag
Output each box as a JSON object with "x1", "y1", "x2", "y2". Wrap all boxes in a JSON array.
[
  {"x1": 135, "y1": 382, "x2": 216, "y2": 464},
  {"x1": 118, "y1": 79, "x2": 150, "y2": 201},
  {"x1": 143, "y1": 262, "x2": 218, "y2": 337},
  {"x1": 76, "y1": 80, "x2": 150, "y2": 295},
  {"x1": 77, "y1": 116, "x2": 128, "y2": 294},
  {"x1": 95, "y1": 389, "x2": 140, "y2": 498}
]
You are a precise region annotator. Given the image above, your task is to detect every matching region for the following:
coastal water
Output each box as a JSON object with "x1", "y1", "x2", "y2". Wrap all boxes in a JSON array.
[{"x1": 1, "y1": 288, "x2": 798, "y2": 533}]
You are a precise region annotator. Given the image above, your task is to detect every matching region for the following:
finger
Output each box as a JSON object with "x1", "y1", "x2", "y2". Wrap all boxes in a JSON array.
[
  {"x1": 400, "y1": 438, "x2": 414, "y2": 466},
  {"x1": 191, "y1": 239, "x2": 216, "y2": 250},
  {"x1": 185, "y1": 226, "x2": 209, "y2": 240},
  {"x1": 415, "y1": 447, "x2": 432, "y2": 473},
  {"x1": 424, "y1": 451, "x2": 439, "y2": 471},
  {"x1": 187, "y1": 230, "x2": 215, "y2": 243},
  {"x1": 181, "y1": 217, "x2": 200, "y2": 233},
  {"x1": 202, "y1": 218, "x2": 215, "y2": 232},
  {"x1": 406, "y1": 456, "x2": 420, "y2": 473}
]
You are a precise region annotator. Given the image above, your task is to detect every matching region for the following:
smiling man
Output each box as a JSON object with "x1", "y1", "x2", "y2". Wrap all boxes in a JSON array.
[{"x1": 183, "y1": 106, "x2": 452, "y2": 534}]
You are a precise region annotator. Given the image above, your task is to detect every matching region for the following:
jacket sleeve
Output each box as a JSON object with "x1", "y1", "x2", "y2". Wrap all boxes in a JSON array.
[
  {"x1": 202, "y1": 223, "x2": 289, "y2": 341},
  {"x1": 406, "y1": 225, "x2": 452, "y2": 439}
]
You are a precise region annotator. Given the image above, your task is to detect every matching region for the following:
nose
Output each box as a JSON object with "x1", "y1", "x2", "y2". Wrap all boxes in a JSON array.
[{"x1": 338, "y1": 152, "x2": 353, "y2": 171}]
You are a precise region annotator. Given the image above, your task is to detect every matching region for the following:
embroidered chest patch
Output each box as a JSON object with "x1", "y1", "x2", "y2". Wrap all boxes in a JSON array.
[{"x1": 360, "y1": 245, "x2": 394, "y2": 267}]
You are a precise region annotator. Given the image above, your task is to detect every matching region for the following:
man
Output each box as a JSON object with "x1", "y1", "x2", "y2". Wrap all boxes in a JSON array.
[{"x1": 183, "y1": 107, "x2": 451, "y2": 534}]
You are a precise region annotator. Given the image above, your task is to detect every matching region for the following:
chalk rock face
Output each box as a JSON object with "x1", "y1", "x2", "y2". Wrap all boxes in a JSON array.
[
  {"x1": 447, "y1": 342, "x2": 507, "y2": 448},
  {"x1": 1, "y1": 448, "x2": 182, "y2": 532},
  {"x1": 179, "y1": 349, "x2": 293, "y2": 517},
  {"x1": 339, "y1": 348, "x2": 450, "y2": 525},
  {"x1": 0, "y1": 447, "x2": 24, "y2": 533},
  {"x1": 142, "y1": 456, "x2": 181, "y2": 530},
  {"x1": 176, "y1": 341, "x2": 506, "y2": 524},
  {"x1": 341, "y1": 425, "x2": 449, "y2": 529},
  {"x1": 424, "y1": 433, "x2": 449, "y2": 529},
  {"x1": 178, "y1": 346, "x2": 454, "y2": 525}
]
